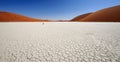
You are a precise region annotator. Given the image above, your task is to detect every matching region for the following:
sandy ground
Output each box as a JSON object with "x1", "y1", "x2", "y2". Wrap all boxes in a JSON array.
[{"x1": 0, "y1": 22, "x2": 120, "y2": 62}]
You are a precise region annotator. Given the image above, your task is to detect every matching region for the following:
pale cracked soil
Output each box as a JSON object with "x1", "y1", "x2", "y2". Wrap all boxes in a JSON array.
[{"x1": 0, "y1": 22, "x2": 120, "y2": 62}]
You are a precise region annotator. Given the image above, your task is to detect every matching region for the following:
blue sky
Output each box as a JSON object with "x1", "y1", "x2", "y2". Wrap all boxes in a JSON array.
[{"x1": 0, "y1": 0, "x2": 120, "y2": 20}]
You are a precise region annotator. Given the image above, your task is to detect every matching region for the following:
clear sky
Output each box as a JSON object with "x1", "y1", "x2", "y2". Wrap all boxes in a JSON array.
[{"x1": 0, "y1": 0, "x2": 120, "y2": 20}]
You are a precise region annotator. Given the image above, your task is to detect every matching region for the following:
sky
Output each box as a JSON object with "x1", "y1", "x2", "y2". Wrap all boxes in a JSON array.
[{"x1": 0, "y1": 0, "x2": 120, "y2": 20}]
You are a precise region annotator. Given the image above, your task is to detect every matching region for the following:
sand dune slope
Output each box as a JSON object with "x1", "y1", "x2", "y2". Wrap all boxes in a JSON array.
[
  {"x1": 71, "y1": 5, "x2": 120, "y2": 22},
  {"x1": 0, "y1": 12, "x2": 48, "y2": 22},
  {"x1": 71, "y1": 13, "x2": 92, "y2": 22}
]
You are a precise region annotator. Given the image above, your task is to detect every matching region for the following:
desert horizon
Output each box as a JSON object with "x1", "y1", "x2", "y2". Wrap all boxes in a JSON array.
[
  {"x1": 0, "y1": 0, "x2": 120, "y2": 62},
  {"x1": 0, "y1": 5, "x2": 120, "y2": 22}
]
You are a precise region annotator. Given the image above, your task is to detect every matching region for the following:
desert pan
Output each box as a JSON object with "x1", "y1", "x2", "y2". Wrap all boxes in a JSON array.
[{"x1": 0, "y1": 22, "x2": 120, "y2": 62}]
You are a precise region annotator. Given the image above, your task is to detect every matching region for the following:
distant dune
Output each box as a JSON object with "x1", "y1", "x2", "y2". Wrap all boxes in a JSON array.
[
  {"x1": 1, "y1": 5, "x2": 120, "y2": 22},
  {"x1": 70, "y1": 5, "x2": 120, "y2": 22},
  {"x1": 0, "y1": 12, "x2": 48, "y2": 22},
  {"x1": 71, "y1": 13, "x2": 92, "y2": 22}
]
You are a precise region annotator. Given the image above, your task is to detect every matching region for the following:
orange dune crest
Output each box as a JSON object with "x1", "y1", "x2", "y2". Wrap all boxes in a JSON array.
[
  {"x1": 0, "y1": 12, "x2": 49, "y2": 22},
  {"x1": 71, "y1": 13, "x2": 92, "y2": 22},
  {"x1": 70, "y1": 5, "x2": 120, "y2": 22},
  {"x1": 1, "y1": 5, "x2": 120, "y2": 22}
]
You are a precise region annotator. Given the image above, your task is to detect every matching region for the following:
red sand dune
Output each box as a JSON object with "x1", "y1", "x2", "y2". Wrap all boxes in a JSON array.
[
  {"x1": 71, "y1": 13, "x2": 92, "y2": 22},
  {"x1": 1, "y1": 5, "x2": 120, "y2": 22},
  {"x1": 0, "y1": 12, "x2": 48, "y2": 22},
  {"x1": 70, "y1": 5, "x2": 120, "y2": 22}
]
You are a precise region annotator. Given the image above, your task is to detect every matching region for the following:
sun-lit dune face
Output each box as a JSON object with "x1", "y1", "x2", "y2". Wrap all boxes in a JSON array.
[
  {"x1": 71, "y1": 13, "x2": 92, "y2": 22},
  {"x1": 0, "y1": 12, "x2": 49, "y2": 22},
  {"x1": 80, "y1": 5, "x2": 120, "y2": 22},
  {"x1": 70, "y1": 5, "x2": 120, "y2": 22}
]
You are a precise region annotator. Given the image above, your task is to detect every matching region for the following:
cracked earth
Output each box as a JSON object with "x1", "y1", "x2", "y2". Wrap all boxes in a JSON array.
[{"x1": 0, "y1": 23, "x2": 120, "y2": 62}]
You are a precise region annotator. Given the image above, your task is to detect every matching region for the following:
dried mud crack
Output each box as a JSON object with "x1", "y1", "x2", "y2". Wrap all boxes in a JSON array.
[{"x1": 0, "y1": 23, "x2": 120, "y2": 62}]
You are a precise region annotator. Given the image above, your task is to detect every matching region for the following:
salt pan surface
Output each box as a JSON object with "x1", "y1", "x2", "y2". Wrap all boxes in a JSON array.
[{"x1": 0, "y1": 22, "x2": 120, "y2": 62}]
